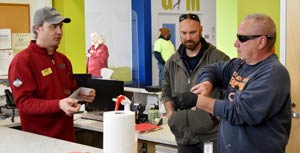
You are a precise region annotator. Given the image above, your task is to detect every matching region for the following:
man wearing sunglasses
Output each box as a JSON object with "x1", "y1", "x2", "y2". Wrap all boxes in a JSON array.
[
  {"x1": 175, "y1": 14, "x2": 291, "y2": 153},
  {"x1": 161, "y1": 13, "x2": 229, "y2": 153}
]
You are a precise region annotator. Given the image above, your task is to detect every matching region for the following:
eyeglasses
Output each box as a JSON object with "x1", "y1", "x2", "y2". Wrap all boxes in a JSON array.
[
  {"x1": 179, "y1": 13, "x2": 200, "y2": 23},
  {"x1": 237, "y1": 34, "x2": 272, "y2": 43}
]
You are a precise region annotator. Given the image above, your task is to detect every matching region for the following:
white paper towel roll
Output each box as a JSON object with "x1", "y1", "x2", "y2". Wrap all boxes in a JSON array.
[{"x1": 103, "y1": 111, "x2": 135, "y2": 153}]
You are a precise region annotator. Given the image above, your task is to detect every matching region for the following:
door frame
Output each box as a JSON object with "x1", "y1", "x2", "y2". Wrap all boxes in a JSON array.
[{"x1": 280, "y1": 0, "x2": 286, "y2": 65}]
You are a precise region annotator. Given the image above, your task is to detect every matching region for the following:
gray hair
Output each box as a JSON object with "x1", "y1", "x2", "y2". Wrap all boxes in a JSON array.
[
  {"x1": 244, "y1": 13, "x2": 276, "y2": 49},
  {"x1": 32, "y1": 24, "x2": 42, "y2": 40},
  {"x1": 91, "y1": 32, "x2": 105, "y2": 45}
]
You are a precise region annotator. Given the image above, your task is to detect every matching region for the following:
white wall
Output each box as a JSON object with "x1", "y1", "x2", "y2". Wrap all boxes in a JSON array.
[
  {"x1": 84, "y1": 0, "x2": 132, "y2": 68},
  {"x1": 151, "y1": 0, "x2": 216, "y2": 85},
  {"x1": 0, "y1": 0, "x2": 52, "y2": 32}
]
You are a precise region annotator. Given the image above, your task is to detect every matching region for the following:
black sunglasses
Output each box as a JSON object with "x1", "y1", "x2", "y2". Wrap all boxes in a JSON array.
[
  {"x1": 237, "y1": 34, "x2": 272, "y2": 43},
  {"x1": 179, "y1": 13, "x2": 200, "y2": 23}
]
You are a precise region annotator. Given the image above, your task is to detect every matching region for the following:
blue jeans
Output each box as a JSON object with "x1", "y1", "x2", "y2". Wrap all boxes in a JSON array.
[{"x1": 157, "y1": 62, "x2": 164, "y2": 86}]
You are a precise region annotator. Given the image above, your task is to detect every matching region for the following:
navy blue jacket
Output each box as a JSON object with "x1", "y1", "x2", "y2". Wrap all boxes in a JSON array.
[{"x1": 198, "y1": 54, "x2": 291, "y2": 153}]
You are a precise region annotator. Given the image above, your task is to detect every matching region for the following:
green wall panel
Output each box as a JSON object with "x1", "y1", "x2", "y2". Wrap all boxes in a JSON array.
[{"x1": 53, "y1": 0, "x2": 86, "y2": 73}]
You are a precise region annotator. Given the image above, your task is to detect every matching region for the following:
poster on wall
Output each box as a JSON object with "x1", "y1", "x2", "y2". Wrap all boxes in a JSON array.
[
  {"x1": 0, "y1": 29, "x2": 11, "y2": 50},
  {"x1": 0, "y1": 50, "x2": 13, "y2": 76},
  {"x1": 12, "y1": 33, "x2": 33, "y2": 53}
]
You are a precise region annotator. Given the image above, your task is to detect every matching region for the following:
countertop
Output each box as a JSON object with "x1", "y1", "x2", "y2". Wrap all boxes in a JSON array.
[
  {"x1": 0, "y1": 126, "x2": 102, "y2": 153},
  {"x1": 73, "y1": 113, "x2": 176, "y2": 146},
  {"x1": 0, "y1": 116, "x2": 20, "y2": 128},
  {"x1": 0, "y1": 113, "x2": 176, "y2": 152},
  {"x1": 136, "y1": 124, "x2": 176, "y2": 146},
  {"x1": 124, "y1": 87, "x2": 161, "y2": 95}
]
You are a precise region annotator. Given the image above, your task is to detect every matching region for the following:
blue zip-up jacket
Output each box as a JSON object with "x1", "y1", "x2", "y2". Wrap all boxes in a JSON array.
[{"x1": 198, "y1": 54, "x2": 291, "y2": 153}]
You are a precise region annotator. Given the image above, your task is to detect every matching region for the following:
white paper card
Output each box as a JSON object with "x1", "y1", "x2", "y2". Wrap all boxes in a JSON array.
[
  {"x1": 204, "y1": 141, "x2": 213, "y2": 153},
  {"x1": 69, "y1": 87, "x2": 92, "y2": 101},
  {"x1": 0, "y1": 50, "x2": 13, "y2": 75},
  {"x1": 12, "y1": 33, "x2": 33, "y2": 51},
  {"x1": 0, "y1": 29, "x2": 11, "y2": 49}
]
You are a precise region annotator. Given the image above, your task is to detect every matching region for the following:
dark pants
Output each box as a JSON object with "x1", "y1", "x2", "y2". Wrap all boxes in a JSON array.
[
  {"x1": 157, "y1": 62, "x2": 164, "y2": 86},
  {"x1": 177, "y1": 140, "x2": 218, "y2": 153}
]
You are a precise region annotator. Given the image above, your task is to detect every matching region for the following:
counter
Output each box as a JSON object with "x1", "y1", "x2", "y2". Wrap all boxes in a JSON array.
[
  {"x1": 124, "y1": 87, "x2": 161, "y2": 95},
  {"x1": 73, "y1": 114, "x2": 177, "y2": 152},
  {"x1": 0, "y1": 126, "x2": 102, "y2": 153},
  {"x1": 73, "y1": 114, "x2": 176, "y2": 146},
  {"x1": 0, "y1": 116, "x2": 20, "y2": 128},
  {"x1": 0, "y1": 114, "x2": 176, "y2": 152},
  {"x1": 136, "y1": 124, "x2": 176, "y2": 146}
]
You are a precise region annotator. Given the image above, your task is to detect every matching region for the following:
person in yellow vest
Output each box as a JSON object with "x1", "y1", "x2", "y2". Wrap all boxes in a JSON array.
[{"x1": 153, "y1": 28, "x2": 175, "y2": 86}]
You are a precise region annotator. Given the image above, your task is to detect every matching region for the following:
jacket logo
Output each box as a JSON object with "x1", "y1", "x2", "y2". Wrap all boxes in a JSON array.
[
  {"x1": 228, "y1": 71, "x2": 250, "y2": 101},
  {"x1": 13, "y1": 79, "x2": 22, "y2": 87}
]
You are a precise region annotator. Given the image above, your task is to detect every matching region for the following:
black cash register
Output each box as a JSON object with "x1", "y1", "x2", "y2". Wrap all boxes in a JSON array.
[{"x1": 81, "y1": 78, "x2": 124, "y2": 121}]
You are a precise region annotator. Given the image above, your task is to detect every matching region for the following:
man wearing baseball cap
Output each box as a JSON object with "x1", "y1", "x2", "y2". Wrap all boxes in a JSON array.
[{"x1": 8, "y1": 7, "x2": 95, "y2": 142}]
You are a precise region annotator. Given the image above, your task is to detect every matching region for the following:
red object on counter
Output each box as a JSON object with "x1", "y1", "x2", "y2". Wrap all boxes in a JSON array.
[
  {"x1": 114, "y1": 95, "x2": 125, "y2": 111},
  {"x1": 135, "y1": 123, "x2": 162, "y2": 133}
]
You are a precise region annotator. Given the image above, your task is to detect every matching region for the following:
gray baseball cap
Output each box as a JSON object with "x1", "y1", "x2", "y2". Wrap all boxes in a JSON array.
[{"x1": 33, "y1": 7, "x2": 71, "y2": 26}]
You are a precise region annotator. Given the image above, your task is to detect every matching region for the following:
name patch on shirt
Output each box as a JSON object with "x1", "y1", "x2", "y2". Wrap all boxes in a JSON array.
[{"x1": 41, "y1": 68, "x2": 53, "y2": 76}]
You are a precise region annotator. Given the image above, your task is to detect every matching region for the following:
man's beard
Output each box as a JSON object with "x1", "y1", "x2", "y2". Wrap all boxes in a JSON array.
[{"x1": 183, "y1": 39, "x2": 201, "y2": 51}]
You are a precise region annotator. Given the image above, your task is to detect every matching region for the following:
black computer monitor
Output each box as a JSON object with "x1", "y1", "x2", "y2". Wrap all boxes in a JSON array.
[
  {"x1": 73, "y1": 73, "x2": 92, "y2": 87},
  {"x1": 86, "y1": 78, "x2": 124, "y2": 111}
]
